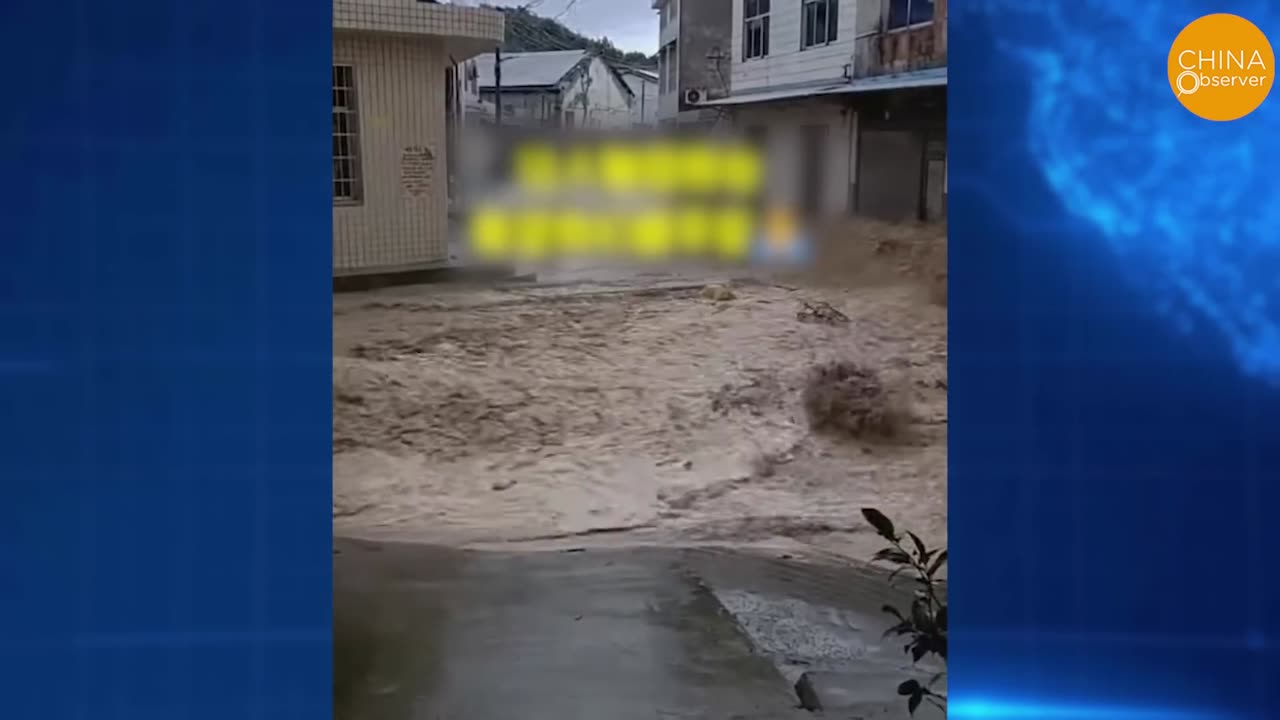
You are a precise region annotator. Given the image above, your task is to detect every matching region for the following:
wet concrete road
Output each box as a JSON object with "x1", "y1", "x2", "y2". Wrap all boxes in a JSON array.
[{"x1": 335, "y1": 539, "x2": 938, "y2": 720}]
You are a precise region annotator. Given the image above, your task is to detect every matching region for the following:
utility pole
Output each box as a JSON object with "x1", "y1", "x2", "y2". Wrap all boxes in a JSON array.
[{"x1": 494, "y1": 47, "x2": 502, "y2": 128}]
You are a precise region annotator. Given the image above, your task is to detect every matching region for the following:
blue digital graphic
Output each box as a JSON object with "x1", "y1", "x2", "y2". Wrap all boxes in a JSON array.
[
  {"x1": 984, "y1": 0, "x2": 1280, "y2": 383},
  {"x1": 951, "y1": 2, "x2": 1280, "y2": 719},
  {"x1": 0, "y1": 0, "x2": 333, "y2": 717}
]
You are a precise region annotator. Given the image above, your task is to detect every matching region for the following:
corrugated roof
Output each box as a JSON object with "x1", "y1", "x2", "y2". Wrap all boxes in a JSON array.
[{"x1": 473, "y1": 49, "x2": 588, "y2": 90}]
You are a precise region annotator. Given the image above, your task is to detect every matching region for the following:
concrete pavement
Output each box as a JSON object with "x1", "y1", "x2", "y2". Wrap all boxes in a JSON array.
[{"x1": 334, "y1": 539, "x2": 941, "y2": 720}]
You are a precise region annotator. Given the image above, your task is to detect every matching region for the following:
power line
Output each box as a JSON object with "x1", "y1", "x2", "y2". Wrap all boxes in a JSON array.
[{"x1": 553, "y1": 0, "x2": 580, "y2": 21}]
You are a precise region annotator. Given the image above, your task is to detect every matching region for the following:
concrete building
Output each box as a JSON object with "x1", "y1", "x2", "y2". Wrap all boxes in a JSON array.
[
  {"x1": 332, "y1": 0, "x2": 504, "y2": 276},
  {"x1": 653, "y1": 0, "x2": 735, "y2": 127},
  {"x1": 701, "y1": 0, "x2": 947, "y2": 222},
  {"x1": 472, "y1": 50, "x2": 636, "y2": 129},
  {"x1": 617, "y1": 67, "x2": 660, "y2": 127}
]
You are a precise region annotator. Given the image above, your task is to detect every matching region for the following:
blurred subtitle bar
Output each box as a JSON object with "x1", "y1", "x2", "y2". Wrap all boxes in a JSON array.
[{"x1": 455, "y1": 126, "x2": 813, "y2": 269}]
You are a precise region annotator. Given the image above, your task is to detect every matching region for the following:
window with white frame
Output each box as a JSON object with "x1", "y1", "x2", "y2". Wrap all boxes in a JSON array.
[
  {"x1": 742, "y1": 0, "x2": 770, "y2": 60},
  {"x1": 888, "y1": 0, "x2": 933, "y2": 30},
  {"x1": 801, "y1": 0, "x2": 838, "y2": 48},
  {"x1": 332, "y1": 65, "x2": 362, "y2": 202}
]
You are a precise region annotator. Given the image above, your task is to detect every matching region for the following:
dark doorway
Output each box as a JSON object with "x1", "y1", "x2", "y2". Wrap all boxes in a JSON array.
[
  {"x1": 857, "y1": 129, "x2": 923, "y2": 222},
  {"x1": 800, "y1": 124, "x2": 827, "y2": 216}
]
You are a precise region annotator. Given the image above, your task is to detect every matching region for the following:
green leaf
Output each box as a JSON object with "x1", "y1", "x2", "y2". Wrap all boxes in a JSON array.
[
  {"x1": 907, "y1": 531, "x2": 928, "y2": 561},
  {"x1": 911, "y1": 597, "x2": 933, "y2": 632},
  {"x1": 882, "y1": 620, "x2": 914, "y2": 638},
  {"x1": 897, "y1": 679, "x2": 920, "y2": 696},
  {"x1": 874, "y1": 548, "x2": 913, "y2": 565},
  {"x1": 909, "y1": 689, "x2": 923, "y2": 715},
  {"x1": 927, "y1": 550, "x2": 947, "y2": 577},
  {"x1": 911, "y1": 640, "x2": 928, "y2": 662},
  {"x1": 861, "y1": 508, "x2": 896, "y2": 540}
]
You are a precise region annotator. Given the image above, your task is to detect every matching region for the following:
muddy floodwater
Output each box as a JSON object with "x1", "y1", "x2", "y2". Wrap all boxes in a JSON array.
[{"x1": 333, "y1": 265, "x2": 946, "y2": 563}]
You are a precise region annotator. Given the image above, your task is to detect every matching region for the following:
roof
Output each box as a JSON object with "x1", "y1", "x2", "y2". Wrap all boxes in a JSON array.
[
  {"x1": 701, "y1": 67, "x2": 947, "y2": 107},
  {"x1": 473, "y1": 49, "x2": 589, "y2": 90},
  {"x1": 617, "y1": 66, "x2": 658, "y2": 82}
]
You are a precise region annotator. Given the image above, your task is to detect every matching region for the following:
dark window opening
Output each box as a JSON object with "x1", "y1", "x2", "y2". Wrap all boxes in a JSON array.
[
  {"x1": 888, "y1": 0, "x2": 933, "y2": 30},
  {"x1": 743, "y1": 0, "x2": 770, "y2": 60},
  {"x1": 802, "y1": 0, "x2": 838, "y2": 49}
]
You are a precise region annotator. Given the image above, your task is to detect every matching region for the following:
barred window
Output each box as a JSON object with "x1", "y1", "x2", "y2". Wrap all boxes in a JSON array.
[{"x1": 333, "y1": 65, "x2": 362, "y2": 203}]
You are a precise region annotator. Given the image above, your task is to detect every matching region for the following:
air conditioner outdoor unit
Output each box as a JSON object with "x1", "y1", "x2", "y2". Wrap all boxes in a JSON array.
[{"x1": 683, "y1": 88, "x2": 704, "y2": 105}]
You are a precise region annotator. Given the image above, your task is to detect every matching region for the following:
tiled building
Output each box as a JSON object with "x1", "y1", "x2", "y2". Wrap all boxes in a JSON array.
[
  {"x1": 700, "y1": 0, "x2": 947, "y2": 222},
  {"x1": 652, "y1": 0, "x2": 735, "y2": 127},
  {"x1": 332, "y1": 0, "x2": 504, "y2": 276}
]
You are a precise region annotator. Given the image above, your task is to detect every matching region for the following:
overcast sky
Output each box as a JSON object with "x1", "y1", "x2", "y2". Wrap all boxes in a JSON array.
[{"x1": 486, "y1": 0, "x2": 660, "y2": 54}]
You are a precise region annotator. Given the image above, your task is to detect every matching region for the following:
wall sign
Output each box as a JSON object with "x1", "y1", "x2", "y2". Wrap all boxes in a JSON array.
[{"x1": 401, "y1": 145, "x2": 435, "y2": 199}]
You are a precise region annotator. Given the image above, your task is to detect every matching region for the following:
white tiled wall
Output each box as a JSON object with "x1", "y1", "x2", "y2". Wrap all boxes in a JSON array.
[
  {"x1": 334, "y1": 0, "x2": 504, "y2": 41},
  {"x1": 730, "y1": 0, "x2": 860, "y2": 93},
  {"x1": 333, "y1": 32, "x2": 451, "y2": 274}
]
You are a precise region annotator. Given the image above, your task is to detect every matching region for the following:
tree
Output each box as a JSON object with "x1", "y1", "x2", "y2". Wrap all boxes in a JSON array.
[{"x1": 490, "y1": 5, "x2": 657, "y2": 69}]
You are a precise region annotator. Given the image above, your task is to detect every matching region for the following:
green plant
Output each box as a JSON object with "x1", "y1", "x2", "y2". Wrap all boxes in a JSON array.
[{"x1": 861, "y1": 508, "x2": 947, "y2": 716}]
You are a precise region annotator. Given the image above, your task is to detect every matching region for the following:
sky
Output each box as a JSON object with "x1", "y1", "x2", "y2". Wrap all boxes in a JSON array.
[{"x1": 484, "y1": 0, "x2": 660, "y2": 55}]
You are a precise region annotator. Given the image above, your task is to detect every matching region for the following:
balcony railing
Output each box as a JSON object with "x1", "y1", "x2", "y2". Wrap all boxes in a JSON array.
[{"x1": 850, "y1": 15, "x2": 947, "y2": 79}]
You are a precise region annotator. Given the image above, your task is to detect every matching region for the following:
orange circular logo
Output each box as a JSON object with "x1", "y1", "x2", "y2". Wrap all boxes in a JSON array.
[{"x1": 1169, "y1": 14, "x2": 1274, "y2": 121}]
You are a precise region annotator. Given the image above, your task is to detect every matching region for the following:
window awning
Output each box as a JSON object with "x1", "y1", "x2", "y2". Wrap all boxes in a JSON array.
[{"x1": 700, "y1": 67, "x2": 946, "y2": 107}]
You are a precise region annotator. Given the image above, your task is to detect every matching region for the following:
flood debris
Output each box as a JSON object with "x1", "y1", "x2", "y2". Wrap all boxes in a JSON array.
[
  {"x1": 801, "y1": 361, "x2": 910, "y2": 441},
  {"x1": 795, "y1": 300, "x2": 849, "y2": 325}
]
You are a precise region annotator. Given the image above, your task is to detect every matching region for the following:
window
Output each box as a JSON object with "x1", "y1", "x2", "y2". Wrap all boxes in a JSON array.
[
  {"x1": 888, "y1": 0, "x2": 933, "y2": 29},
  {"x1": 669, "y1": 41, "x2": 679, "y2": 92},
  {"x1": 742, "y1": 0, "x2": 770, "y2": 60},
  {"x1": 332, "y1": 65, "x2": 362, "y2": 203},
  {"x1": 801, "y1": 0, "x2": 838, "y2": 48},
  {"x1": 660, "y1": 42, "x2": 677, "y2": 94}
]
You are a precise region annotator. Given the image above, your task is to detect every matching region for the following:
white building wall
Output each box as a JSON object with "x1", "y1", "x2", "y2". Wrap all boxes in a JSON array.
[
  {"x1": 624, "y1": 75, "x2": 659, "y2": 126},
  {"x1": 486, "y1": 89, "x2": 558, "y2": 124},
  {"x1": 731, "y1": 98, "x2": 857, "y2": 216},
  {"x1": 333, "y1": 32, "x2": 451, "y2": 274},
  {"x1": 561, "y1": 58, "x2": 634, "y2": 129},
  {"x1": 730, "y1": 0, "x2": 860, "y2": 93}
]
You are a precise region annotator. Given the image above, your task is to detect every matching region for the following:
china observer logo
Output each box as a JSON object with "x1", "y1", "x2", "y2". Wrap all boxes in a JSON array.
[{"x1": 1169, "y1": 14, "x2": 1274, "y2": 121}]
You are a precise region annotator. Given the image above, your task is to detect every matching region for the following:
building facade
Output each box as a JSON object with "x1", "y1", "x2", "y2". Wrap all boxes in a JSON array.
[
  {"x1": 701, "y1": 0, "x2": 946, "y2": 222},
  {"x1": 332, "y1": 0, "x2": 504, "y2": 276},
  {"x1": 472, "y1": 50, "x2": 636, "y2": 129},
  {"x1": 653, "y1": 0, "x2": 735, "y2": 127},
  {"x1": 618, "y1": 67, "x2": 660, "y2": 127}
]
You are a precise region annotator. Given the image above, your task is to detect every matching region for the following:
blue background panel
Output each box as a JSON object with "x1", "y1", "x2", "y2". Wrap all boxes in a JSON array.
[
  {"x1": 0, "y1": 0, "x2": 332, "y2": 717},
  {"x1": 951, "y1": 1, "x2": 1280, "y2": 718}
]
